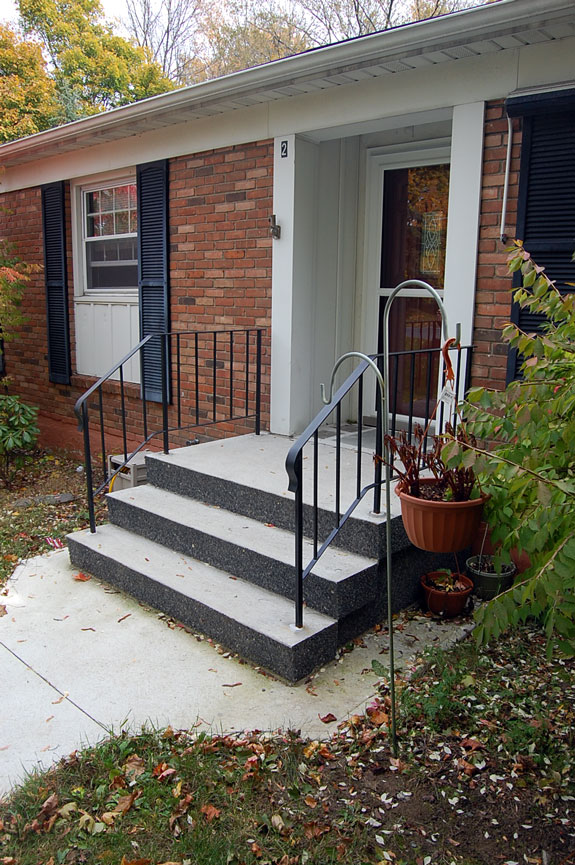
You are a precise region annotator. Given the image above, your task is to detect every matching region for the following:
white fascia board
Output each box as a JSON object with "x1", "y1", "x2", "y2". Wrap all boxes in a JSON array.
[
  {"x1": 3, "y1": 31, "x2": 574, "y2": 194},
  {"x1": 0, "y1": 0, "x2": 573, "y2": 169}
]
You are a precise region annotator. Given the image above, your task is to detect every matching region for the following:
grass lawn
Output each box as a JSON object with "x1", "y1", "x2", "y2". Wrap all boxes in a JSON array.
[{"x1": 1, "y1": 454, "x2": 574, "y2": 864}]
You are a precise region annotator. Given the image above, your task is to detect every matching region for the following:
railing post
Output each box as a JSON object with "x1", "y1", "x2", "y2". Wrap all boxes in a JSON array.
[
  {"x1": 161, "y1": 333, "x2": 169, "y2": 454},
  {"x1": 373, "y1": 357, "x2": 383, "y2": 514},
  {"x1": 255, "y1": 329, "x2": 262, "y2": 435},
  {"x1": 294, "y1": 450, "x2": 304, "y2": 629},
  {"x1": 81, "y1": 403, "x2": 96, "y2": 534}
]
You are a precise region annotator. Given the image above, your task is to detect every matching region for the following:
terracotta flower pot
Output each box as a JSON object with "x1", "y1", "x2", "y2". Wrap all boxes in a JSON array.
[
  {"x1": 421, "y1": 571, "x2": 473, "y2": 617},
  {"x1": 397, "y1": 479, "x2": 487, "y2": 553}
]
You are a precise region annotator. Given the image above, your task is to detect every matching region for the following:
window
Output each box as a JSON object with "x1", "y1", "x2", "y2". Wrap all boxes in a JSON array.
[{"x1": 83, "y1": 181, "x2": 138, "y2": 294}]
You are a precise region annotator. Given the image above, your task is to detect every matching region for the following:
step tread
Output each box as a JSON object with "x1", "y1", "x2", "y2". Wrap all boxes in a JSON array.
[
  {"x1": 146, "y1": 433, "x2": 397, "y2": 525},
  {"x1": 109, "y1": 484, "x2": 377, "y2": 581},
  {"x1": 69, "y1": 524, "x2": 335, "y2": 647}
]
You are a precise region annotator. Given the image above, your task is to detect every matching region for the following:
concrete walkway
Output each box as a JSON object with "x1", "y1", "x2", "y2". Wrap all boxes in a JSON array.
[{"x1": 0, "y1": 549, "x2": 473, "y2": 798}]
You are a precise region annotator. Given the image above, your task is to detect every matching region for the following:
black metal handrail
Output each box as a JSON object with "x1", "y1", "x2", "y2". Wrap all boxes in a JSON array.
[
  {"x1": 75, "y1": 327, "x2": 264, "y2": 533},
  {"x1": 285, "y1": 344, "x2": 473, "y2": 628}
]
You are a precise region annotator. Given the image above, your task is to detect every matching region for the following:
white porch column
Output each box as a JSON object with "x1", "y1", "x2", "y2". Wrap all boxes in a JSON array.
[
  {"x1": 270, "y1": 135, "x2": 318, "y2": 435},
  {"x1": 443, "y1": 102, "x2": 485, "y2": 349}
]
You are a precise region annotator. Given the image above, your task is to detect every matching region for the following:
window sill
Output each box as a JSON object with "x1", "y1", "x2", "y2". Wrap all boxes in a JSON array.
[{"x1": 75, "y1": 294, "x2": 138, "y2": 305}]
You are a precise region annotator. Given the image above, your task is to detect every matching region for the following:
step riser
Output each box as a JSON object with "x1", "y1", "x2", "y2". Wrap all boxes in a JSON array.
[
  {"x1": 107, "y1": 496, "x2": 378, "y2": 619},
  {"x1": 145, "y1": 456, "x2": 410, "y2": 559},
  {"x1": 68, "y1": 536, "x2": 338, "y2": 683}
]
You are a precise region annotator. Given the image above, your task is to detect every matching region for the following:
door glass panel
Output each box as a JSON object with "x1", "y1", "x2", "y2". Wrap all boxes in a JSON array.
[
  {"x1": 379, "y1": 163, "x2": 450, "y2": 419},
  {"x1": 380, "y1": 164, "x2": 450, "y2": 290}
]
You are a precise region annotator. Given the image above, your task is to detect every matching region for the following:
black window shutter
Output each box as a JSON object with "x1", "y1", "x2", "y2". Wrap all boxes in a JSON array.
[
  {"x1": 506, "y1": 110, "x2": 575, "y2": 381},
  {"x1": 137, "y1": 159, "x2": 169, "y2": 402},
  {"x1": 41, "y1": 181, "x2": 71, "y2": 384}
]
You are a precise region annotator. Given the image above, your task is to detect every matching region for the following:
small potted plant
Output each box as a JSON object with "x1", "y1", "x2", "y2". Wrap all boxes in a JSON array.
[
  {"x1": 421, "y1": 568, "x2": 474, "y2": 616},
  {"x1": 467, "y1": 524, "x2": 517, "y2": 600},
  {"x1": 385, "y1": 424, "x2": 487, "y2": 553}
]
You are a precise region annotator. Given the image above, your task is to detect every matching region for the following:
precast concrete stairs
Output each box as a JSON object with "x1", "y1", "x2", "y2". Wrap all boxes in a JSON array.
[{"x1": 68, "y1": 433, "x2": 442, "y2": 682}]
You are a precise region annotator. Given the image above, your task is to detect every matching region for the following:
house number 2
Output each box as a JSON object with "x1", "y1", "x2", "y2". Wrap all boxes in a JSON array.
[{"x1": 280, "y1": 140, "x2": 288, "y2": 158}]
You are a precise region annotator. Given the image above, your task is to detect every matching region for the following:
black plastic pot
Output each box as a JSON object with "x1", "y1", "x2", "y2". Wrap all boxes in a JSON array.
[{"x1": 466, "y1": 555, "x2": 517, "y2": 601}]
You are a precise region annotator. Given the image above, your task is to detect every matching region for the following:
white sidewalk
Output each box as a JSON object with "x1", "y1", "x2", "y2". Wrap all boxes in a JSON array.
[{"x1": 0, "y1": 549, "x2": 472, "y2": 798}]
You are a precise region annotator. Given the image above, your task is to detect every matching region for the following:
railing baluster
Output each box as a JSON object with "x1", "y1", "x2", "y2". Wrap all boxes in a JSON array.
[
  {"x1": 119, "y1": 366, "x2": 128, "y2": 462},
  {"x1": 195, "y1": 332, "x2": 200, "y2": 426},
  {"x1": 424, "y1": 348, "x2": 433, "y2": 452},
  {"x1": 141, "y1": 350, "x2": 148, "y2": 442},
  {"x1": 357, "y1": 375, "x2": 363, "y2": 499},
  {"x1": 212, "y1": 331, "x2": 217, "y2": 423},
  {"x1": 162, "y1": 334, "x2": 169, "y2": 454},
  {"x1": 98, "y1": 388, "x2": 106, "y2": 481},
  {"x1": 313, "y1": 431, "x2": 318, "y2": 559},
  {"x1": 335, "y1": 402, "x2": 341, "y2": 525},
  {"x1": 229, "y1": 330, "x2": 234, "y2": 419},
  {"x1": 177, "y1": 333, "x2": 182, "y2": 428},
  {"x1": 255, "y1": 329, "x2": 262, "y2": 435},
  {"x1": 407, "y1": 351, "x2": 416, "y2": 440},
  {"x1": 245, "y1": 330, "x2": 250, "y2": 417},
  {"x1": 294, "y1": 451, "x2": 304, "y2": 629},
  {"x1": 392, "y1": 354, "x2": 399, "y2": 436},
  {"x1": 82, "y1": 403, "x2": 96, "y2": 534},
  {"x1": 374, "y1": 380, "x2": 382, "y2": 514}
]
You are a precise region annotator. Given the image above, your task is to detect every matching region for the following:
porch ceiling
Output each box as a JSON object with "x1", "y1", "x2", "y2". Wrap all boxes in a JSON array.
[{"x1": 1, "y1": 0, "x2": 574, "y2": 168}]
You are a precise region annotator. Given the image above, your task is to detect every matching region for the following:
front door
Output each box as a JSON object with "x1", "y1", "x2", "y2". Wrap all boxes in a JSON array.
[{"x1": 378, "y1": 163, "x2": 450, "y2": 421}]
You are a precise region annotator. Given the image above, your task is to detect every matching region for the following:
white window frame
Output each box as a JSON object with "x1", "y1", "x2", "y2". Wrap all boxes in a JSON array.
[{"x1": 71, "y1": 169, "x2": 138, "y2": 305}]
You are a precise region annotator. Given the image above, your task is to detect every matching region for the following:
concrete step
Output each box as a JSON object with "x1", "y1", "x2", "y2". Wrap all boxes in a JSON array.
[
  {"x1": 144, "y1": 433, "x2": 410, "y2": 560},
  {"x1": 107, "y1": 485, "x2": 379, "y2": 620},
  {"x1": 67, "y1": 524, "x2": 338, "y2": 683}
]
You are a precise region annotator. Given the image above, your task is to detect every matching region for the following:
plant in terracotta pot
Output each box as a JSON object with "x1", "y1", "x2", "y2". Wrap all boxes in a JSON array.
[
  {"x1": 421, "y1": 567, "x2": 473, "y2": 616},
  {"x1": 386, "y1": 424, "x2": 487, "y2": 553},
  {"x1": 466, "y1": 524, "x2": 517, "y2": 601}
]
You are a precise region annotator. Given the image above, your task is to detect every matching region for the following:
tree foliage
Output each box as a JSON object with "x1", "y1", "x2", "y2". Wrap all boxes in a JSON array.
[
  {"x1": 188, "y1": 0, "x2": 311, "y2": 81},
  {"x1": 446, "y1": 242, "x2": 575, "y2": 656},
  {"x1": 0, "y1": 23, "x2": 59, "y2": 142},
  {"x1": 17, "y1": 0, "x2": 174, "y2": 122},
  {"x1": 125, "y1": 0, "x2": 203, "y2": 82},
  {"x1": 0, "y1": 238, "x2": 36, "y2": 341}
]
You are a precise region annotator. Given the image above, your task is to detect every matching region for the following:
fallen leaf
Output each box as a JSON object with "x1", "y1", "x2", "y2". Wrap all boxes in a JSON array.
[
  {"x1": 0, "y1": 606, "x2": 6, "y2": 617},
  {"x1": 115, "y1": 790, "x2": 141, "y2": 815},
  {"x1": 457, "y1": 758, "x2": 478, "y2": 777},
  {"x1": 200, "y1": 803, "x2": 221, "y2": 822},
  {"x1": 119, "y1": 858, "x2": 151, "y2": 865},
  {"x1": 304, "y1": 795, "x2": 317, "y2": 808},
  {"x1": 169, "y1": 794, "x2": 194, "y2": 834},
  {"x1": 319, "y1": 713, "x2": 337, "y2": 724},
  {"x1": 124, "y1": 753, "x2": 145, "y2": 779},
  {"x1": 52, "y1": 692, "x2": 69, "y2": 705},
  {"x1": 303, "y1": 821, "x2": 330, "y2": 839},
  {"x1": 73, "y1": 572, "x2": 91, "y2": 582}
]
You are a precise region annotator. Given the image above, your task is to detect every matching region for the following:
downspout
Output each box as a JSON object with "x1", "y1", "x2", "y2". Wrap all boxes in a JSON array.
[{"x1": 500, "y1": 114, "x2": 514, "y2": 244}]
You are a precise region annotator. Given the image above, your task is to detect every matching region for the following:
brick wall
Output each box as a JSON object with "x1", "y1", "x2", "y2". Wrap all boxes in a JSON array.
[
  {"x1": 1, "y1": 140, "x2": 273, "y2": 455},
  {"x1": 470, "y1": 99, "x2": 523, "y2": 390}
]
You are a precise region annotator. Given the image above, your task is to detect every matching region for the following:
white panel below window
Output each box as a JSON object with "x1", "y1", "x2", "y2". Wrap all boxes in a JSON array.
[{"x1": 75, "y1": 300, "x2": 140, "y2": 382}]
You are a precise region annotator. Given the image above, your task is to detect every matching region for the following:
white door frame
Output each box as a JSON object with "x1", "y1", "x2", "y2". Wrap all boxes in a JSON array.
[{"x1": 360, "y1": 102, "x2": 484, "y2": 412}]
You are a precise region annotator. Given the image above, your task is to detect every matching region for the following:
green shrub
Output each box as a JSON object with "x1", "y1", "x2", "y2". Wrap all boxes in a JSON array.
[
  {"x1": 0, "y1": 394, "x2": 40, "y2": 487},
  {"x1": 444, "y1": 241, "x2": 575, "y2": 656}
]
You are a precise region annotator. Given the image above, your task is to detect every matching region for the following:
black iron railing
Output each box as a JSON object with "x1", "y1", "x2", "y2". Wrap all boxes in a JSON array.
[
  {"x1": 285, "y1": 344, "x2": 472, "y2": 628},
  {"x1": 75, "y1": 327, "x2": 264, "y2": 532}
]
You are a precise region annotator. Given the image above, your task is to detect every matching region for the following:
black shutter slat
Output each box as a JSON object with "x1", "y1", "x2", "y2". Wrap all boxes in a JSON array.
[
  {"x1": 41, "y1": 181, "x2": 71, "y2": 385},
  {"x1": 137, "y1": 160, "x2": 169, "y2": 403},
  {"x1": 507, "y1": 109, "x2": 575, "y2": 382}
]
